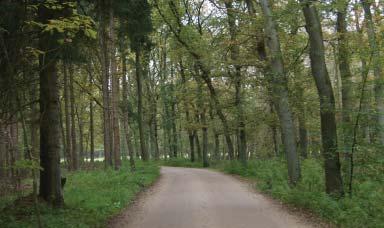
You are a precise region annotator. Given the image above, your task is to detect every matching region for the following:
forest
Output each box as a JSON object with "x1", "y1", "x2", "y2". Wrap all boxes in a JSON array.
[{"x1": 0, "y1": 0, "x2": 383, "y2": 227}]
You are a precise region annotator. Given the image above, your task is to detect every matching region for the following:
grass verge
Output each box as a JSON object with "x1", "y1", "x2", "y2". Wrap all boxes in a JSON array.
[{"x1": 0, "y1": 161, "x2": 160, "y2": 228}]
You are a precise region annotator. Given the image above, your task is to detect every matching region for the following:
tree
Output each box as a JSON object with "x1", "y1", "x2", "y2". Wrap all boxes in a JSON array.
[
  {"x1": 260, "y1": 0, "x2": 301, "y2": 185},
  {"x1": 300, "y1": 0, "x2": 344, "y2": 197},
  {"x1": 361, "y1": 0, "x2": 384, "y2": 145},
  {"x1": 37, "y1": 2, "x2": 65, "y2": 207}
]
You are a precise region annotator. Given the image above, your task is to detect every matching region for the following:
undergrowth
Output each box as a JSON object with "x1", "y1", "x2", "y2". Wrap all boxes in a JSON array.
[{"x1": 0, "y1": 161, "x2": 160, "y2": 228}]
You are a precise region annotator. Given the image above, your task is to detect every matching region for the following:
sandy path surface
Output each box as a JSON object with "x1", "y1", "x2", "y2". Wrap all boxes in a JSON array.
[{"x1": 110, "y1": 167, "x2": 316, "y2": 228}]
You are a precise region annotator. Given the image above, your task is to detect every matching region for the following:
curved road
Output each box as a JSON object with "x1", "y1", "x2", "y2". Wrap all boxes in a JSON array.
[{"x1": 111, "y1": 167, "x2": 315, "y2": 228}]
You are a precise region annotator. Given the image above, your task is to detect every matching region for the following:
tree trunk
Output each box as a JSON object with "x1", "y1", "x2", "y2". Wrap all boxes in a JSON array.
[
  {"x1": 135, "y1": 46, "x2": 149, "y2": 161},
  {"x1": 110, "y1": 5, "x2": 121, "y2": 169},
  {"x1": 63, "y1": 62, "x2": 72, "y2": 169},
  {"x1": 69, "y1": 64, "x2": 78, "y2": 170},
  {"x1": 99, "y1": 0, "x2": 112, "y2": 167},
  {"x1": 361, "y1": 0, "x2": 384, "y2": 145},
  {"x1": 260, "y1": 0, "x2": 301, "y2": 185},
  {"x1": 76, "y1": 107, "x2": 84, "y2": 165},
  {"x1": 301, "y1": 0, "x2": 344, "y2": 197},
  {"x1": 198, "y1": 65, "x2": 235, "y2": 160},
  {"x1": 197, "y1": 81, "x2": 209, "y2": 167},
  {"x1": 121, "y1": 52, "x2": 136, "y2": 169},
  {"x1": 179, "y1": 60, "x2": 195, "y2": 162},
  {"x1": 171, "y1": 101, "x2": 178, "y2": 158},
  {"x1": 336, "y1": 0, "x2": 354, "y2": 184},
  {"x1": 37, "y1": 3, "x2": 64, "y2": 207},
  {"x1": 152, "y1": 101, "x2": 160, "y2": 160},
  {"x1": 88, "y1": 68, "x2": 95, "y2": 163},
  {"x1": 224, "y1": 0, "x2": 247, "y2": 165},
  {"x1": 194, "y1": 130, "x2": 201, "y2": 161}
]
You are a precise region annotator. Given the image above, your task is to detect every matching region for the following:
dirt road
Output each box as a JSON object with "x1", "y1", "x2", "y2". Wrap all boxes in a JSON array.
[{"x1": 110, "y1": 167, "x2": 315, "y2": 228}]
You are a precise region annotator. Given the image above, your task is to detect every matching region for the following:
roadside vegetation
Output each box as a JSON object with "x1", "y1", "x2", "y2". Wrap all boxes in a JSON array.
[{"x1": 0, "y1": 162, "x2": 159, "y2": 228}]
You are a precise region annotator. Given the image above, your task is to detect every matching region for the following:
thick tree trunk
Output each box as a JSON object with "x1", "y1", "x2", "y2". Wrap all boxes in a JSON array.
[
  {"x1": 301, "y1": 0, "x2": 344, "y2": 197},
  {"x1": 260, "y1": 0, "x2": 301, "y2": 185},
  {"x1": 336, "y1": 0, "x2": 354, "y2": 185},
  {"x1": 135, "y1": 46, "x2": 149, "y2": 161},
  {"x1": 121, "y1": 53, "x2": 136, "y2": 169},
  {"x1": 110, "y1": 5, "x2": 121, "y2": 169},
  {"x1": 225, "y1": 0, "x2": 247, "y2": 165},
  {"x1": 63, "y1": 63, "x2": 72, "y2": 169},
  {"x1": 37, "y1": 3, "x2": 63, "y2": 207},
  {"x1": 361, "y1": 1, "x2": 384, "y2": 145},
  {"x1": 99, "y1": 0, "x2": 112, "y2": 167}
]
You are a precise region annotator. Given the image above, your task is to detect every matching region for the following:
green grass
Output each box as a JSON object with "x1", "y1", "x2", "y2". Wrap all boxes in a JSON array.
[
  {"x1": 167, "y1": 158, "x2": 384, "y2": 228},
  {"x1": 0, "y1": 161, "x2": 160, "y2": 228}
]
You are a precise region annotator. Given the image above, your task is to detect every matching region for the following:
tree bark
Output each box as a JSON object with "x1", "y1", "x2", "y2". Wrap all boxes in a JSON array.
[
  {"x1": 121, "y1": 54, "x2": 136, "y2": 170},
  {"x1": 88, "y1": 68, "x2": 95, "y2": 163},
  {"x1": 135, "y1": 45, "x2": 149, "y2": 161},
  {"x1": 260, "y1": 0, "x2": 301, "y2": 185},
  {"x1": 63, "y1": 62, "x2": 72, "y2": 169},
  {"x1": 197, "y1": 80, "x2": 209, "y2": 167},
  {"x1": 37, "y1": 3, "x2": 64, "y2": 206},
  {"x1": 336, "y1": 0, "x2": 354, "y2": 185},
  {"x1": 69, "y1": 64, "x2": 78, "y2": 170},
  {"x1": 110, "y1": 4, "x2": 121, "y2": 169},
  {"x1": 99, "y1": 0, "x2": 113, "y2": 167},
  {"x1": 76, "y1": 107, "x2": 84, "y2": 164},
  {"x1": 194, "y1": 129, "x2": 201, "y2": 161},
  {"x1": 301, "y1": 0, "x2": 344, "y2": 197}
]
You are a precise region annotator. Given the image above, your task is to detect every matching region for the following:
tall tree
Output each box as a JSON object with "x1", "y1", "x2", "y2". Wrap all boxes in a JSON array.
[
  {"x1": 98, "y1": 0, "x2": 113, "y2": 167},
  {"x1": 63, "y1": 62, "x2": 73, "y2": 169},
  {"x1": 37, "y1": 2, "x2": 64, "y2": 207},
  {"x1": 110, "y1": 1, "x2": 121, "y2": 169},
  {"x1": 69, "y1": 64, "x2": 78, "y2": 170},
  {"x1": 260, "y1": 0, "x2": 301, "y2": 185},
  {"x1": 301, "y1": 0, "x2": 344, "y2": 197},
  {"x1": 224, "y1": 0, "x2": 247, "y2": 165}
]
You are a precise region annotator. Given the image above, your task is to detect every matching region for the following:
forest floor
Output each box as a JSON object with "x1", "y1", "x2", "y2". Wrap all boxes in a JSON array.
[
  {"x1": 0, "y1": 161, "x2": 159, "y2": 228},
  {"x1": 109, "y1": 166, "x2": 320, "y2": 228}
]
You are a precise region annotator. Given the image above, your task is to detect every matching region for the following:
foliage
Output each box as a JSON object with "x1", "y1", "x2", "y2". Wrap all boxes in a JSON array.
[{"x1": 0, "y1": 162, "x2": 160, "y2": 228}]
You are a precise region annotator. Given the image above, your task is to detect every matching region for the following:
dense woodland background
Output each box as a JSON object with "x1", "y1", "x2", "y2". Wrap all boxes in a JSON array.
[{"x1": 0, "y1": 0, "x2": 383, "y2": 227}]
